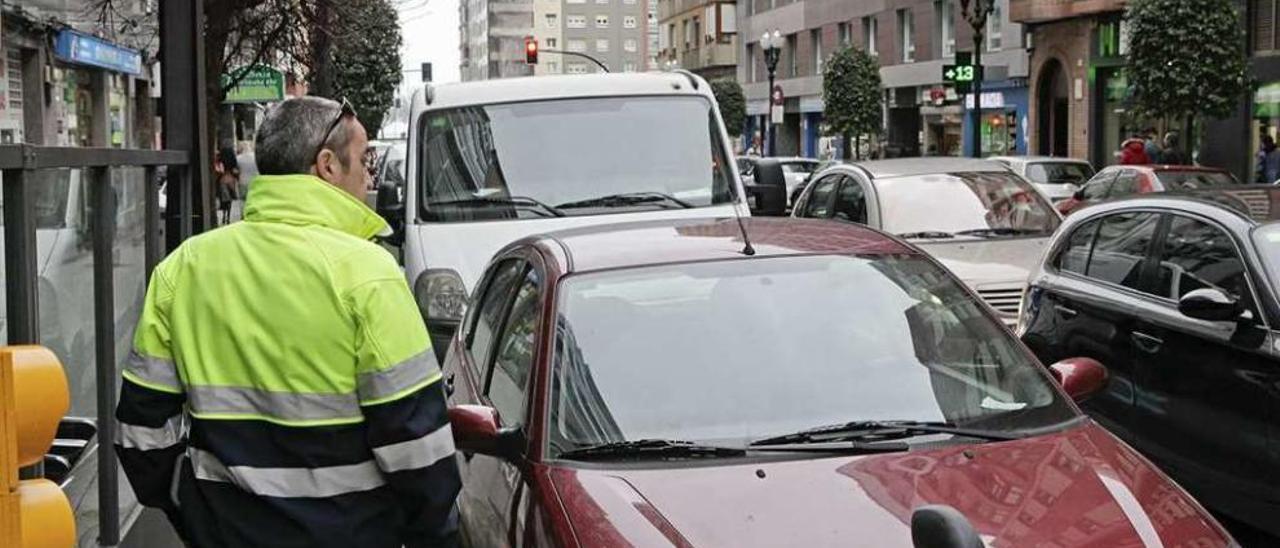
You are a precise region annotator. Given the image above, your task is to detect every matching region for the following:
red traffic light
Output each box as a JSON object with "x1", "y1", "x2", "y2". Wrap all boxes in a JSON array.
[{"x1": 524, "y1": 37, "x2": 538, "y2": 64}]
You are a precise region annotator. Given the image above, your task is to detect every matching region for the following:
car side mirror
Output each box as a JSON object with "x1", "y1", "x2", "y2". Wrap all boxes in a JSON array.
[
  {"x1": 1178, "y1": 288, "x2": 1243, "y2": 322},
  {"x1": 448, "y1": 405, "x2": 525, "y2": 460},
  {"x1": 744, "y1": 159, "x2": 788, "y2": 216},
  {"x1": 1048, "y1": 358, "x2": 1108, "y2": 403},
  {"x1": 375, "y1": 180, "x2": 405, "y2": 246},
  {"x1": 911, "y1": 505, "x2": 983, "y2": 548}
]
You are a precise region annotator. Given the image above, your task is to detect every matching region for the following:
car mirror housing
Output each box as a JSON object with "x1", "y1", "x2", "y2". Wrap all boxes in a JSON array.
[
  {"x1": 1178, "y1": 288, "x2": 1243, "y2": 322},
  {"x1": 910, "y1": 505, "x2": 983, "y2": 548},
  {"x1": 744, "y1": 159, "x2": 788, "y2": 216},
  {"x1": 448, "y1": 405, "x2": 525, "y2": 460},
  {"x1": 1072, "y1": 189, "x2": 1085, "y2": 201},
  {"x1": 1048, "y1": 358, "x2": 1109, "y2": 403}
]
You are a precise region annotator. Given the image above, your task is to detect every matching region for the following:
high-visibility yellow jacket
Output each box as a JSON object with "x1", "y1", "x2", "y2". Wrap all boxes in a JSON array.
[{"x1": 114, "y1": 174, "x2": 460, "y2": 548}]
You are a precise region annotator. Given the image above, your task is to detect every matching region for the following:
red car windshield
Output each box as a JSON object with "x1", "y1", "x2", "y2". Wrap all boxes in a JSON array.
[{"x1": 546, "y1": 255, "x2": 1076, "y2": 456}]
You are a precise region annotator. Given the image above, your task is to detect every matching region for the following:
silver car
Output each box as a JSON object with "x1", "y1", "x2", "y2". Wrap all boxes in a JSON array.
[
  {"x1": 792, "y1": 158, "x2": 1063, "y2": 325},
  {"x1": 991, "y1": 155, "x2": 1095, "y2": 204}
]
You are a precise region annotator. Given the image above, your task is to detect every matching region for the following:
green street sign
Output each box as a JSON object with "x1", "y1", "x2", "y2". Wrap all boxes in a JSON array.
[{"x1": 222, "y1": 65, "x2": 285, "y2": 103}]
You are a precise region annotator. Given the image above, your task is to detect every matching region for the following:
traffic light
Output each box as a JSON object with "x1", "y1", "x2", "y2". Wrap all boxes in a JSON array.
[
  {"x1": 524, "y1": 37, "x2": 538, "y2": 65},
  {"x1": 1, "y1": 346, "x2": 73, "y2": 547}
]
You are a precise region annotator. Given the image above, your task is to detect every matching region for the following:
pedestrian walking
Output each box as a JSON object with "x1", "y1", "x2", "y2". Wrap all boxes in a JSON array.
[
  {"x1": 1258, "y1": 135, "x2": 1280, "y2": 184},
  {"x1": 1160, "y1": 132, "x2": 1189, "y2": 166},
  {"x1": 214, "y1": 146, "x2": 239, "y2": 224},
  {"x1": 115, "y1": 96, "x2": 461, "y2": 548},
  {"x1": 1120, "y1": 134, "x2": 1152, "y2": 165}
]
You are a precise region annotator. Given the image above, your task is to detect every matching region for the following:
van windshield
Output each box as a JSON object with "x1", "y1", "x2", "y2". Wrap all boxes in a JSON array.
[{"x1": 418, "y1": 96, "x2": 736, "y2": 222}]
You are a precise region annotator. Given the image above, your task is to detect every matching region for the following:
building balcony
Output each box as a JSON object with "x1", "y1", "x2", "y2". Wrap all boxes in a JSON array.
[
  {"x1": 672, "y1": 40, "x2": 738, "y2": 72},
  {"x1": 1009, "y1": 0, "x2": 1127, "y2": 23}
]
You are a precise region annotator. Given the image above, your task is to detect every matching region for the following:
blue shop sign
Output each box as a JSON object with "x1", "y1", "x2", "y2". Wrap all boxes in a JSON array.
[{"x1": 54, "y1": 30, "x2": 142, "y2": 75}]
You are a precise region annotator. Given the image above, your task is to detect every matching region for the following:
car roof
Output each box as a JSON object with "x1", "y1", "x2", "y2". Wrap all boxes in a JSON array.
[
  {"x1": 990, "y1": 155, "x2": 1090, "y2": 163},
  {"x1": 1102, "y1": 164, "x2": 1230, "y2": 173},
  {"x1": 857, "y1": 157, "x2": 1011, "y2": 179},
  {"x1": 412, "y1": 72, "x2": 714, "y2": 111},
  {"x1": 528, "y1": 217, "x2": 915, "y2": 274},
  {"x1": 1073, "y1": 189, "x2": 1277, "y2": 225}
]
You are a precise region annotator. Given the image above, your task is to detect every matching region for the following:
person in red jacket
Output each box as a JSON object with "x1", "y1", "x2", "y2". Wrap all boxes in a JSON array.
[{"x1": 1120, "y1": 134, "x2": 1152, "y2": 165}]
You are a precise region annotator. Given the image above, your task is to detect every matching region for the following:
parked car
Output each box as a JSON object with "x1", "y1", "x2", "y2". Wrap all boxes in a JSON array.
[
  {"x1": 1056, "y1": 165, "x2": 1239, "y2": 216},
  {"x1": 739, "y1": 156, "x2": 821, "y2": 205},
  {"x1": 990, "y1": 156, "x2": 1095, "y2": 203},
  {"x1": 387, "y1": 72, "x2": 748, "y2": 360},
  {"x1": 1018, "y1": 190, "x2": 1280, "y2": 536},
  {"x1": 443, "y1": 216, "x2": 1234, "y2": 547},
  {"x1": 792, "y1": 158, "x2": 1062, "y2": 325}
]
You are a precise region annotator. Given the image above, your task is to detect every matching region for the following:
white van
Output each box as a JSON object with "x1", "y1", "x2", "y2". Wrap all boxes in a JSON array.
[{"x1": 385, "y1": 72, "x2": 748, "y2": 356}]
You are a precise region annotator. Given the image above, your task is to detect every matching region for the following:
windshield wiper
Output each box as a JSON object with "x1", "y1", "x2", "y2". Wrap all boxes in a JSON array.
[
  {"x1": 556, "y1": 192, "x2": 693, "y2": 210},
  {"x1": 432, "y1": 196, "x2": 565, "y2": 217},
  {"x1": 557, "y1": 439, "x2": 746, "y2": 460},
  {"x1": 954, "y1": 227, "x2": 1047, "y2": 237},
  {"x1": 897, "y1": 230, "x2": 956, "y2": 240},
  {"x1": 749, "y1": 420, "x2": 1023, "y2": 448}
]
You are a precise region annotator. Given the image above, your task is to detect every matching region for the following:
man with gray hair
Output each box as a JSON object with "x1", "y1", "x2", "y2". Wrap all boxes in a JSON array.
[{"x1": 115, "y1": 95, "x2": 461, "y2": 547}]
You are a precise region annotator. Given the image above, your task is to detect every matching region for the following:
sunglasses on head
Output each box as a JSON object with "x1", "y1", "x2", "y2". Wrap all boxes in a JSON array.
[{"x1": 313, "y1": 97, "x2": 356, "y2": 163}]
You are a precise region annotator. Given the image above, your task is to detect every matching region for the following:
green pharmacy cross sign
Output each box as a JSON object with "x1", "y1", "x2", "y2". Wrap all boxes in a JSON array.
[
  {"x1": 222, "y1": 65, "x2": 285, "y2": 103},
  {"x1": 943, "y1": 52, "x2": 982, "y2": 93}
]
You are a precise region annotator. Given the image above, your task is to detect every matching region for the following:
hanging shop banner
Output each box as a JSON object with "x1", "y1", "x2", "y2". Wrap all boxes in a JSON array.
[
  {"x1": 53, "y1": 29, "x2": 142, "y2": 75},
  {"x1": 222, "y1": 65, "x2": 286, "y2": 103}
]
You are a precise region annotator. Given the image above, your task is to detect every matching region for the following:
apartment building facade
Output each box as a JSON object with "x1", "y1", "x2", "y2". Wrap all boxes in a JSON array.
[
  {"x1": 656, "y1": 0, "x2": 740, "y2": 81},
  {"x1": 462, "y1": 0, "x2": 651, "y2": 80},
  {"x1": 738, "y1": 0, "x2": 1029, "y2": 159}
]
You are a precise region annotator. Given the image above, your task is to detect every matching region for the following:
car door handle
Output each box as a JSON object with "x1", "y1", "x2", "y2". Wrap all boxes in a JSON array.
[
  {"x1": 1131, "y1": 332, "x2": 1163, "y2": 354},
  {"x1": 444, "y1": 372, "x2": 456, "y2": 396},
  {"x1": 1054, "y1": 304, "x2": 1079, "y2": 318}
]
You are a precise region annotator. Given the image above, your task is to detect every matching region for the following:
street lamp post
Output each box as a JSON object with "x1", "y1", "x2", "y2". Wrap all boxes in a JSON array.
[
  {"x1": 960, "y1": 0, "x2": 994, "y2": 159},
  {"x1": 761, "y1": 30, "x2": 782, "y2": 157}
]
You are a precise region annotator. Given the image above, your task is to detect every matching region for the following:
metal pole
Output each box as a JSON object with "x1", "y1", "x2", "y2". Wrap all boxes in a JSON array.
[
  {"x1": 144, "y1": 166, "x2": 160, "y2": 281},
  {"x1": 91, "y1": 166, "x2": 120, "y2": 546},
  {"x1": 2, "y1": 168, "x2": 38, "y2": 344},
  {"x1": 971, "y1": 37, "x2": 983, "y2": 158},
  {"x1": 161, "y1": 0, "x2": 210, "y2": 248},
  {"x1": 767, "y1": 68, "x2": 776, "y2": 157}
]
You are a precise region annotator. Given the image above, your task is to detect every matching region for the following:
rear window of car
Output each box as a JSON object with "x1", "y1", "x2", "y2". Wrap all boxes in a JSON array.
[
  {"x1": 781, "y1": 162, "x2": 817, "y2": 174},
  {"x1": 1155, "y1": 170, "x2": 1238, "y2": 190},
  {"x1": 1026, "y1": 162, "x2": 1094, "y2": 185}
]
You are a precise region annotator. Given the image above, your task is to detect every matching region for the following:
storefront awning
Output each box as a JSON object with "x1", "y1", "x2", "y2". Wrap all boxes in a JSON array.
[{"x1": 1257, "y1": 82, "x2": 1280, "y2": 119}]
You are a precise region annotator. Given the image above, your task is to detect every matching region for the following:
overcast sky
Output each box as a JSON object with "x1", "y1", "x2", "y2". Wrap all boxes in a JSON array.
[{"x1": 398, "y1": 0, "x2": 461, "y2": 88}]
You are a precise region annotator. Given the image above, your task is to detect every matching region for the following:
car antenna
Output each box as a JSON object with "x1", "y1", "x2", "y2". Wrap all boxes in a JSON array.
[{"x1": 733, "y1": 204, "x2": 756, "y2": 256}]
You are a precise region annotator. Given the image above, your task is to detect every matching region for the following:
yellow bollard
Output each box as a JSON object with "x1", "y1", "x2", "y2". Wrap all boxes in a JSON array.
[{"x1": 0, "y1": 346, "x2": 75, "y2": 547}]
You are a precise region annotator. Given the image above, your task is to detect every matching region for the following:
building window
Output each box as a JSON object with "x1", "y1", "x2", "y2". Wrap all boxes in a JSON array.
[
  {"x1": 625, "y1": 0, "x2": 636, "y2": 3},
  {"x1": 624, "y1": 61, "x2": 637, "y2": 72},
  {"x1": 545, "y1": 13, "x2": 557, "y2": 28},
  {"x1": 546, "y1": 38, "x2": 558, "y2": 48},
  {"x1": 786, "y1": 33, "x2": 797, "y2": 77},
  {"x1": 568, "y1": 63, "x2": 588, "y2": 74},
  {"x1": 1257, "y1": 0, "x2": 1279, "y2": 51},
  {"x1": 898, "y1": 9, "x2": 915, "y2": 63},
  {"x1": 596, "y1": 39, "x2": 610, "y2": 52},
  {"x1": 567, "y1": 39, "x2": 587, "y2": 52},
  {"x1": 812, "y1": 29, "x2": 823, "y2": 75},
  {"x1": 567, "y1": 15, "x2": 586, "y2": 28},
  {"x1": 987, "y1": 3, "x2": 1003, "y2": 51},
  {"x1": 863, "y1": 16, "x2": 878, "y2": 56},
  {"x1": 747, "y1": 43, "x2": 757, "y2": 82},
  {"x1": 937, "y1": 1, "x2": 955, "y2": 57},
  {"x1": 597, "y1": 0, "x2": 609, "y2": 4},
  {"x1": 683, "y1": 20, "x2": 691, "y2": 49},
  {"x1": 838, "y1": 22, "x2": 851, "y2": 47},
  {"x1": 624, "y1": 15, "x2": 637, "y2": 28},
  {"x1": 596, "y1": 15, "x2": 609, "y2": 28},
  {"x1": 567, "y1": 0, "x2": 584, "y2": 4},
  {"x1": 625, "y1": 38, "x2": 638, "y2": 52},
  {"x1": 546, "y1": 61, "x2": 560, "y2": 73}
]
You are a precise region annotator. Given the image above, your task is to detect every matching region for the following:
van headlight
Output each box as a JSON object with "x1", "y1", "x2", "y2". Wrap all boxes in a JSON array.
[{"x1": 414, "y1": 269, "x2": 468, "y2": 323}]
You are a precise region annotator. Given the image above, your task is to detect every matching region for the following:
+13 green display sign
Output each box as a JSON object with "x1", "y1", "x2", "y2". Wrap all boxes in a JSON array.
[{"x1": 943, "y1": 52, "x2": 981, "y2": 93}]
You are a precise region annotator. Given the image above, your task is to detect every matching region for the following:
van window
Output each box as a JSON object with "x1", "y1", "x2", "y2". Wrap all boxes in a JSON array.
[{"x1": 419, "y1": 96, "x2": 735, "y2": 222}]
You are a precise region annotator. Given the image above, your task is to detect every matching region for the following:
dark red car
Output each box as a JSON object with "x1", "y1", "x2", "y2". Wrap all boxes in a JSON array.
[
  {"x1": 1057, "y1": 165, "x2": 1239, "y2": 216},
  {"x1": 442, "y1": 217, "x2": 1233, "y2": 547}
]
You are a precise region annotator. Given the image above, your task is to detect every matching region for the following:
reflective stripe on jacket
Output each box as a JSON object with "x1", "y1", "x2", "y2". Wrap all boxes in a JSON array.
[{"x1": 114, "y1": 174, "x2": 461, "y2": 548}]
